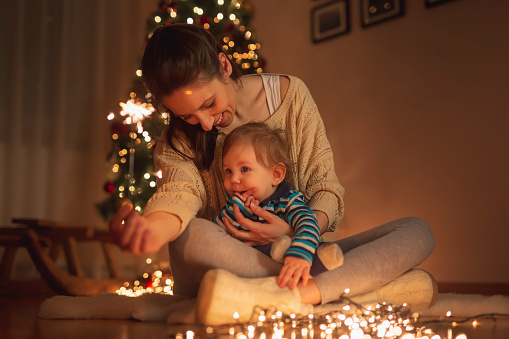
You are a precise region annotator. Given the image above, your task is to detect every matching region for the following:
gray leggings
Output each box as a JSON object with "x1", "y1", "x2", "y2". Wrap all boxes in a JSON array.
[{"x1": 168, "y1": 216, "x2": 435, "y2": 304}]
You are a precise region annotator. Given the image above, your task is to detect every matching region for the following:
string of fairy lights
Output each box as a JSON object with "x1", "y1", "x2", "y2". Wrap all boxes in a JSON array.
[
  {"x1": 114, "y1": 263, "x2": 506, "y2": 339},
  {"x1": 111, "y1": 257, "x2": 509, "y2": 339}
]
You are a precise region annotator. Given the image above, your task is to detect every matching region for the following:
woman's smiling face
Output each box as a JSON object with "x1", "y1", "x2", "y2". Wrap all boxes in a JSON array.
[{"x1": 161, "y1": 76, "x2": 237, "y2": 131}]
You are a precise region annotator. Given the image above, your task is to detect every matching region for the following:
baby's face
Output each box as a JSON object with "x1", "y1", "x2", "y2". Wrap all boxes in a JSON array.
[{"x1": 222, "y1": 143, "x2": 278, "y2": 202}]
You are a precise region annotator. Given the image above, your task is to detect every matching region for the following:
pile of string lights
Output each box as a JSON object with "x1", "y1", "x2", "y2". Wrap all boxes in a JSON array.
[
  {"x1": 173, "y1": 297, "x2": 474, "y2": 339},
  {"x1": 114, "y1": 261, "x2": 509, "y2": 338}
]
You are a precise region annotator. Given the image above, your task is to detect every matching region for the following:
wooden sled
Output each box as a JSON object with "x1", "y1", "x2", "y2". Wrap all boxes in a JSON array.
[{"x1": 0, "y1": 218, "x2": 124, "y2": 296}]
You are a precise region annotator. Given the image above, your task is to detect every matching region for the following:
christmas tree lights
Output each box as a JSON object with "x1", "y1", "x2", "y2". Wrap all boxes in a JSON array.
[{"x1": 96, "y1": 0, "x2": 265, "y2": 221}]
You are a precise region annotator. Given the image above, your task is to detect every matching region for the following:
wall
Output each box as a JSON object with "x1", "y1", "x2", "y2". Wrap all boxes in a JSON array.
[{"x1": 252, "y1": 0, "x2": 509, "y2": 283}]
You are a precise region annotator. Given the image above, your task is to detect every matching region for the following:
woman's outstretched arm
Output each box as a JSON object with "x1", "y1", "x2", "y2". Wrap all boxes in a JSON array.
[{"x1": 109, "y1": 205, "x2": 182, "y2": 254}]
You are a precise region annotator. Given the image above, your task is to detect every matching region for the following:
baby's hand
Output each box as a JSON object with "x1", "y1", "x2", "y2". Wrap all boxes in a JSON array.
[
  {"x1": 234, "y1": 188, "x2": 258, "y2": 208},
  {"x1": 277, "y1": 256, "x2": 311, "y2": 290}
]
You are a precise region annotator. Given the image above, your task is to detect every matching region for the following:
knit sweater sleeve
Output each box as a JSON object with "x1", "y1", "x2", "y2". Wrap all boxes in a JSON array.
[
  {"x1": 143, "y1": 138, "x2": 205, "y2": 237},
  {"x1": 285, "y1": 77, "x2": 345, "y2": 233}
]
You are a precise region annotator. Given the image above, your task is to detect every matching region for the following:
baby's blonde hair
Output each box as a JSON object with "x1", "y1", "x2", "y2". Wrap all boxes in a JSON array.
[{"x1": 222, "y1": 122, "x2": 291, "y2": 173}]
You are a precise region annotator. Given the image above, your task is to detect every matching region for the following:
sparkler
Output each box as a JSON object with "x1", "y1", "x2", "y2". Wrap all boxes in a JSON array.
[{"x1": 110, "y1": 96, "x2": 154, "y2": 200}]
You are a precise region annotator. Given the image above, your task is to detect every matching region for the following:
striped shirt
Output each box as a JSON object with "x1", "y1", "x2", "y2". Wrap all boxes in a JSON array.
[{"x1": 213, "y1": 181, "x2": 320, "y2": 264}]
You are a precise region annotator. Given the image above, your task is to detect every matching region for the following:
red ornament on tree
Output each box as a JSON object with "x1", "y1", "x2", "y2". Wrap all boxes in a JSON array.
[{"x1": 104, "y1": 182, "x2": 115, "y2": 193}]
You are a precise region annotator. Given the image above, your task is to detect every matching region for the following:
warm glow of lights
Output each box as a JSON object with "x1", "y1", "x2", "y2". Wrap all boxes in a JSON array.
[
  {"x1": 107, "y1": 112, "x2": 115, "y2": 120},
  {"x1": 136, "y1": 69, "x2": 142, "y2": 77},
  {"x1": 119, "y1": 99, "x2": 154, "y2": 133},
  {"x1": 217, "y1": 13, "x2": 223, "y2": 20},
  {"x1": 245, "y1": 31, "x2": 252, "y2": 39},
  {"x1": 154, "y1": 16, "x2": 161, "y2": 23}
]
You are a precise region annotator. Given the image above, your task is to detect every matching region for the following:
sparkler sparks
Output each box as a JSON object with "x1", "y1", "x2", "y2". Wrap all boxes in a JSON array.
[{"x1": 119, "y1": 99, "x2": 154, "y2": 133}]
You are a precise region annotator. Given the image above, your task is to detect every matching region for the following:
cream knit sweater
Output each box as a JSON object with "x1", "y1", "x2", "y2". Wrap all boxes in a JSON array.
[{"x1": 144, "y1": 75, "x2": 345, "y2": 236}]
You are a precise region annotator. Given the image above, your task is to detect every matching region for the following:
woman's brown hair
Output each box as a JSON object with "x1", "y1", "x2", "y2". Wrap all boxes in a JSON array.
[{"x1": 141, "y1": 24, "x2": 242, "y2": 170}]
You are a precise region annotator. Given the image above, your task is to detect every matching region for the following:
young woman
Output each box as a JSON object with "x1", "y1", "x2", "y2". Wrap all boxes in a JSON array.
[{"x1": 41, "y1": 24, "x2": 436, "y2": 325}]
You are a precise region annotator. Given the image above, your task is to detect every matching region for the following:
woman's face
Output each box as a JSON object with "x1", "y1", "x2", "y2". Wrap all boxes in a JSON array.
[{"x1": 161, "y1": 77, "x2": 237, "y2": 131}]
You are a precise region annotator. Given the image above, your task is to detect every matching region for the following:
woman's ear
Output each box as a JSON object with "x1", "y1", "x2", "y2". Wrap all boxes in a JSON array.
[
  {"x1": 272, "y1": 163, "x2": 287, "y2": 186},
  {"x1": 218, "y1": 52, "x2": 233, "y2": 77}
]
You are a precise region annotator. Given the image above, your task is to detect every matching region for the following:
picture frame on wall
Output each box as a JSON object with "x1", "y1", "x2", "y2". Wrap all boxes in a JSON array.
[
  {"x1": 361, "y1": 0, "x2": 403, "y2": 27},
  {"x1": 311, "y1": 0, "x2": 350, "y2": 43}
]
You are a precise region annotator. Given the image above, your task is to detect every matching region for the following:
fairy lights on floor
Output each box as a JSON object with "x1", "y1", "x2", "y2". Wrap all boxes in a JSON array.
[
  {"x1": 111, "y1": 262, "x2": 507, "y2": 339},
  {"x1": 109, "y1": 257, "x2": 493, "y2": 338},
  {"x1": 171, "y1": 300, "x2": 472, "y2": 338},
  {"x1": 115, "y1": 257, "x2": 174, "y2": 297}
]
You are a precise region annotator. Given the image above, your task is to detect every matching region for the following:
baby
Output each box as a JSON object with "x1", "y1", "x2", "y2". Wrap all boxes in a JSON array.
[{"x1": 213, "y1": 122, "x2": 343, "y2": 288}]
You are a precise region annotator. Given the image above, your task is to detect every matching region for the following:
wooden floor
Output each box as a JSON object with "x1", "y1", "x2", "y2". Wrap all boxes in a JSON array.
[{"x1": 2, "y1": 293, "x2": 509, "y2": 339}]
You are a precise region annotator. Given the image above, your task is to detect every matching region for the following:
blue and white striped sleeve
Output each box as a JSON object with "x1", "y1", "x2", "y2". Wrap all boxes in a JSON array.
[
  {"x1": 283, "y1": 191, "x2": 321, "y2": 264},
  {"x1": 213, "y1": 194, "x2": 254, "y2": 231}
]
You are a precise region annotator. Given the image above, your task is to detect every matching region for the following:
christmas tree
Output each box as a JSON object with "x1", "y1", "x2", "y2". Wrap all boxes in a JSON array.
[{"x1": 96, "y1": 0, "x2": 266, "y2": 221}]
